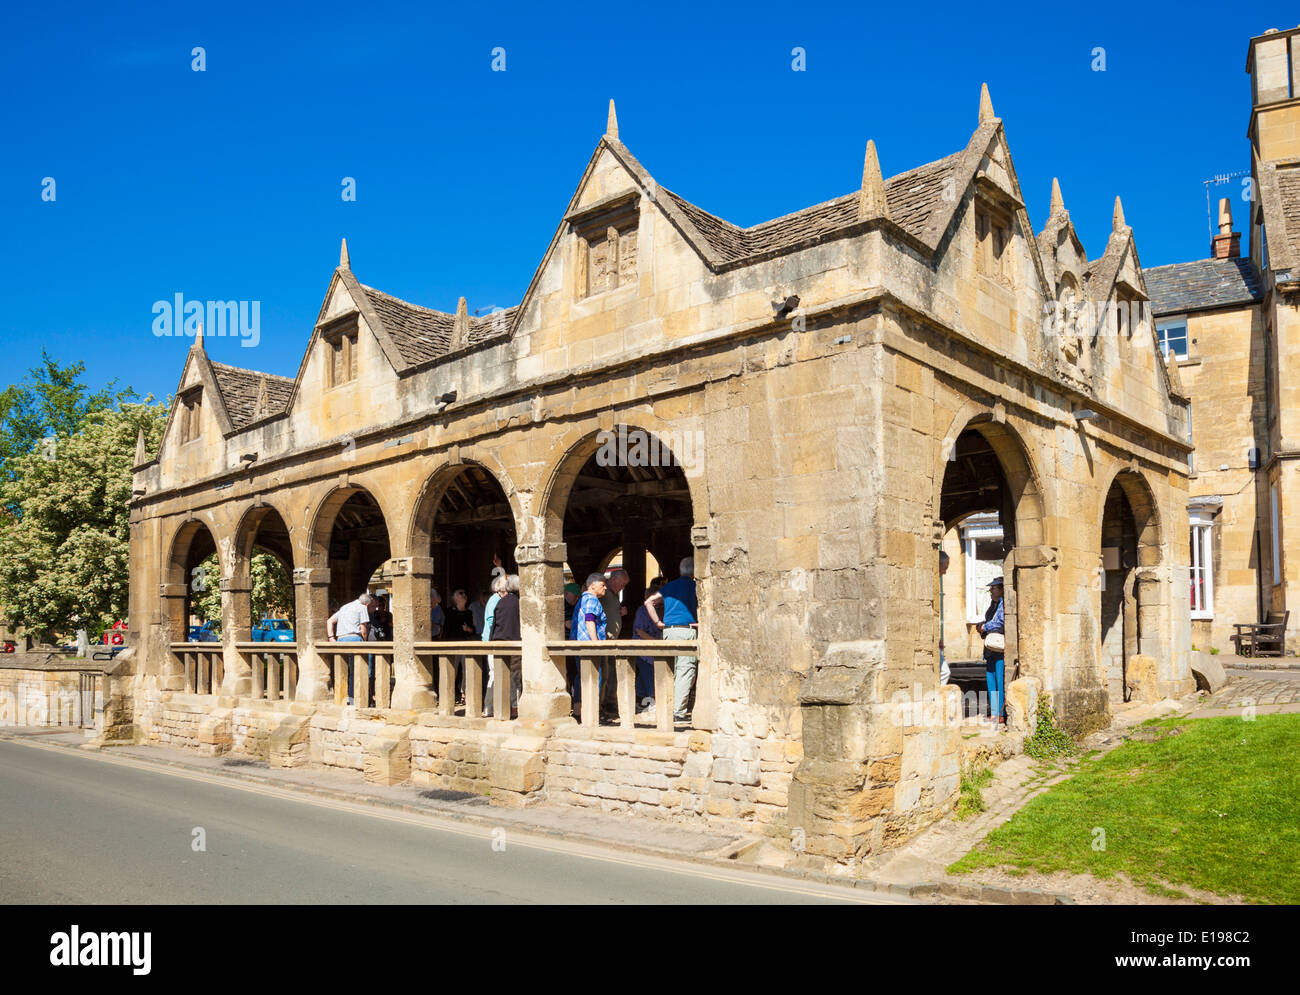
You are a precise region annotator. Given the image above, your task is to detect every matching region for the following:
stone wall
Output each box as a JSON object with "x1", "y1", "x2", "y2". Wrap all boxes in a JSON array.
[{"x1": 547, "y1": 728, "x2": 800, "y2": 835}]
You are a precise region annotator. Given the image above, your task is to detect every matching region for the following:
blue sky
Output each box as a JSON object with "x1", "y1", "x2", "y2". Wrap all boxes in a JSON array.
[{"x1": 0, "y1": 0, "x2": 1291, "y2": 401}]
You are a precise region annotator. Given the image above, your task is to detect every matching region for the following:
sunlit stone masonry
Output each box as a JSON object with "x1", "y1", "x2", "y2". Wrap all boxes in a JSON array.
[{"x1": 122, "y1": 89, "x2": 1195, "y2": 863}]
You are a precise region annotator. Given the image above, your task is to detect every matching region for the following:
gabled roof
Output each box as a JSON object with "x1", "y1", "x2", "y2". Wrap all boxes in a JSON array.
[
  {"x1": 1085, "y1": 227, "x2": 1144, "y2": 304},
  {"x1": 1143, "y1": 257, "x2": 1265, "y2": 316},
  {"x1": 359, "y1": 284, "x2": 517, "y2": 367},
  {"x1": 655, "y1": 151, "x2": 964, "y2": 266},
  {"x1": 608, "y1": 121, "x2": 1009, "y2": 273},
  {"x1": 210, "y1": 362, "x2": 294, "y2": 431}
]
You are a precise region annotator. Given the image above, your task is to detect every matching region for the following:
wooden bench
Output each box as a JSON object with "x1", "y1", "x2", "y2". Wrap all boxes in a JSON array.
[{"x1": 1233, "y1": 610, "x2": 1289, "y2": 657}]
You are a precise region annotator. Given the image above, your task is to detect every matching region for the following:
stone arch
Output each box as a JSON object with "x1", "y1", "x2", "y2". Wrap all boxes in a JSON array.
[
  {"x1": 935, "y1": 402, "x2": 1053, "y2": 693},
  {"x1": 533, "y1": 419, "x2": 708, "y2": 723},
  {"x1": 1096, "y1": 464, "x2": 1162, "y2": 558},
  {"x1": 540, "y1": 419, "x2": 709, "y2": 549},
  {"x1": 405, "y1": 456, "x2": 523, "y2": 644},
  {"x1": 228, "y1": 500, "x2": 296, "y2": 642},
  {"x1": 407, "y1": 455, "x2": 525, "y2": 562},
  {"x1": 304, "y1": 482, "x2": 395, "y2": 621},
  {"x1": 163, "y1": 517, "x2": 222, "y2": 643},
  {"x1": 934, "y1": 403, "x2": 1050, "y2": 549},
  {"x1": 231, "y1": 500, "x2": 296, "y2": 583},
  {"x1": 1097, "y1": 464, "x2": 1165, "y2": 704}
]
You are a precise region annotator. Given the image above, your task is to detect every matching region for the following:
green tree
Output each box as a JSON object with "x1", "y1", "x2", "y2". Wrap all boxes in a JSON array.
[
  {"x1": 251, "y1": 552, "x2": 294, "y2": 623},
  {"x1": 191, "y1": 550, "x2": 294, "y2": 630},
  {"x1": 0, "y1": 400, "x2": 167, "y2": 642},
  {"x1": 0, "y1": 351, "x2": 136, "y2": 490}
]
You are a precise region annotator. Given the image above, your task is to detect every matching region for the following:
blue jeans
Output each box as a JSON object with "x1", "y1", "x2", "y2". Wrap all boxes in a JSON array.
[
  {"x1": 635, "y1": 657, "x2": 655, "y2": 703},
  {"x1": 985, "y1": 656, "x2": 1005, "y2": 719},
  {"x1": 339, "y1": 633, "x2": 364, "y2": 698}
]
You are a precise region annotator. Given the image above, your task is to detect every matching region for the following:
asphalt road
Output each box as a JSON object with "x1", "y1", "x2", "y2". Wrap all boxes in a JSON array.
[{"x1": 0, "y1": 739, "x2": 901, "y2": 904}]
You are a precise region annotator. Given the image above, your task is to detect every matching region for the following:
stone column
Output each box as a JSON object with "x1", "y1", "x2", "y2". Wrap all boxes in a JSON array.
[
  {"x1": 220, "y1": 575, "x2": 253, "y2": 697},
  {"x1": 1009, "y1": 545, "x2": 1056, "y2": 685},
  {"x1": 158, "y1": 582, "x2": 188, "y2": 691},
  {"x1": 516, "y1": 538, "x2": 570, "y2": 720},
  {"x1": 292, "y1": 567, "x2": 332, "y2": 702},
  {"x1": 388, "y1": 555, "x2": 436, "y2": 710}
]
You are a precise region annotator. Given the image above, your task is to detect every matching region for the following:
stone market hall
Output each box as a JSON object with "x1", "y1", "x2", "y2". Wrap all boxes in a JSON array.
[{"x1": 121, "y1": 91, "x2": 1195, "y2": 862}]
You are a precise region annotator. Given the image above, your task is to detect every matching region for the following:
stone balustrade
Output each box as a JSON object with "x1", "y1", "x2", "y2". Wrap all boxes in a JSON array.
[
  {"x1": 234, "y1": 642, "x2": 298, "y2": 702},
  {"x1": 170, "y1": 642, "x2": 224, "y2": 694},
  {"x1": 545, "y1": 639, "x2": 696, "y2": 731}
]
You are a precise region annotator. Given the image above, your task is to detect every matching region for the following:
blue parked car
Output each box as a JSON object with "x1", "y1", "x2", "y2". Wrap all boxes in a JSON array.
[
  {"x1": 188, "y1": 621, "x2": 220, "y2": 642},
  {"x1": 252, "y1": 618, "x2": 295, "y2": 642}
]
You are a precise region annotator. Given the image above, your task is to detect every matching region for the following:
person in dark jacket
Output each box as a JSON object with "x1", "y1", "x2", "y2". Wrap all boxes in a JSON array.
[
  {"x1": 490, "y1": 575, "x2": 522, "y2": 718},
  {"x1": 444, "y1": 589, "x2": 476, "y2": 704}
]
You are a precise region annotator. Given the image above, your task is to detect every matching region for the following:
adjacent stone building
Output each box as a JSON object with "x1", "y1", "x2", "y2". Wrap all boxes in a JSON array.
[
  {"x1": 123, "y1": 88, "x2": 1195, "y2": 862},
  {"x1": 1145, "y1": 24, "x2": 1300, "y2": 655}
]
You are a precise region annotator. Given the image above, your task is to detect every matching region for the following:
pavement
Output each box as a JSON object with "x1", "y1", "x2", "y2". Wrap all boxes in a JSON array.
[
  {"x1": 1188, "y1": 666, "x2": 1300, "y2": 718},
  {"x1": 0, "y1": 730, "x2": 913, "y2": 905},
  {"x1": 9, "y1": 665, "x2": 1294, "y2": 904}
]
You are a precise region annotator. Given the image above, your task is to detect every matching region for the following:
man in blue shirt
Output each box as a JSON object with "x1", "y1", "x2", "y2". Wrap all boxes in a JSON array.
[
  {"x1": 644, "y1": 557, "x2": 698, "y2": 723},
  {"x1": 569, "y1": 573, "x2": 608, "y2": 716}
]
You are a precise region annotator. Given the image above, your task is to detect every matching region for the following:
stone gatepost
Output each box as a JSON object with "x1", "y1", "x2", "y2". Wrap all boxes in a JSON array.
[
  {"x1": 292, "y1": 567, "x2": 333, "y2": 702},
  {"x1": 516, "y1": 539, "x2": 571, "y2": 720},
  {"x1": 388, "y1": 555, "x2": 436, "y2": 710},
  {"x1": 219, "y1": 574, "x2": 253, "y2": 697}
]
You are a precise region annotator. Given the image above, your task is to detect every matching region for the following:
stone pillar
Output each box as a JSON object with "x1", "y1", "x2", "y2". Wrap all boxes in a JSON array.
[
  {"x1": 388, "y1": 555, "x2": 436, "y2": 710},
  {"x1": 293, "y1": 567, "x2": 332, "y2": 702},
  {"x1": 158, "y1": 583, "x2": 188, "y2": 691},
  {"x1": 688, "y1": 524, "x2": 716, "y2": 730},
  {"x1": 516, "y1": 538, "x2": 570, "y2": 720},
  {"x1": 1009, "y1": 545, "x2": 1056, "y2": 685},
  {"x1": 220, "y1": 575, "x2": 253, "y2": 697}
]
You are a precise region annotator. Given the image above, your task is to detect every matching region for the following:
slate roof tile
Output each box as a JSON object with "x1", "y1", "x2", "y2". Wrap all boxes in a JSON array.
[
  {"x1": 656, "y1": 152, "x2": 963, "y2": 265},
  {"x1": 1142, "y1": 257, "x2": 1265, "y2": 316},
  {"x1": 209, "y1": 362, "x2": 294, "y2": 431}
]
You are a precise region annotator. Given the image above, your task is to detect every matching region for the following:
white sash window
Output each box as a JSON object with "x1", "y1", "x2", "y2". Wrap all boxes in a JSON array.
[{"x1": 1189, "y1": 511, "x2": 1214, "y2": 619}]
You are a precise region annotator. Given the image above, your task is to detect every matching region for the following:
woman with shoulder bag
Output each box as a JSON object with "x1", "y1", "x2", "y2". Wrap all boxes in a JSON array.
[{"x1": 976, "y1": 577, "x2": 1007, "y2": 727}]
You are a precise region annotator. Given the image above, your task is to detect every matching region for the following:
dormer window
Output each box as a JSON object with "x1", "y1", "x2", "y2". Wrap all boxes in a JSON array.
[
  {"x1": 570, "y1": 194, "x2": 639, "y2": 299},
  {"x1": 975, "y1": 201, "x2": 1013, "y2": 281},
  {"x1": 321, "y1": 314, "x2": 360, "y2": 388},
  {"x1": 179, "y1": 388, "x2": 202, "y2": 444}
]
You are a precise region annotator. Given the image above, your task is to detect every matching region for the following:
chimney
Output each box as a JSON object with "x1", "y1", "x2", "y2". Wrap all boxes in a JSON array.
[{"x1": 1211, "y1": 198, "x2": 1241, "y2": 258}]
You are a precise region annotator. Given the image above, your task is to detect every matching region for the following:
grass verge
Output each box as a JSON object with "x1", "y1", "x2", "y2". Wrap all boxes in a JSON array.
[{"x1": 948, "y1": 714, "x2": 1300, "y2": 904}]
